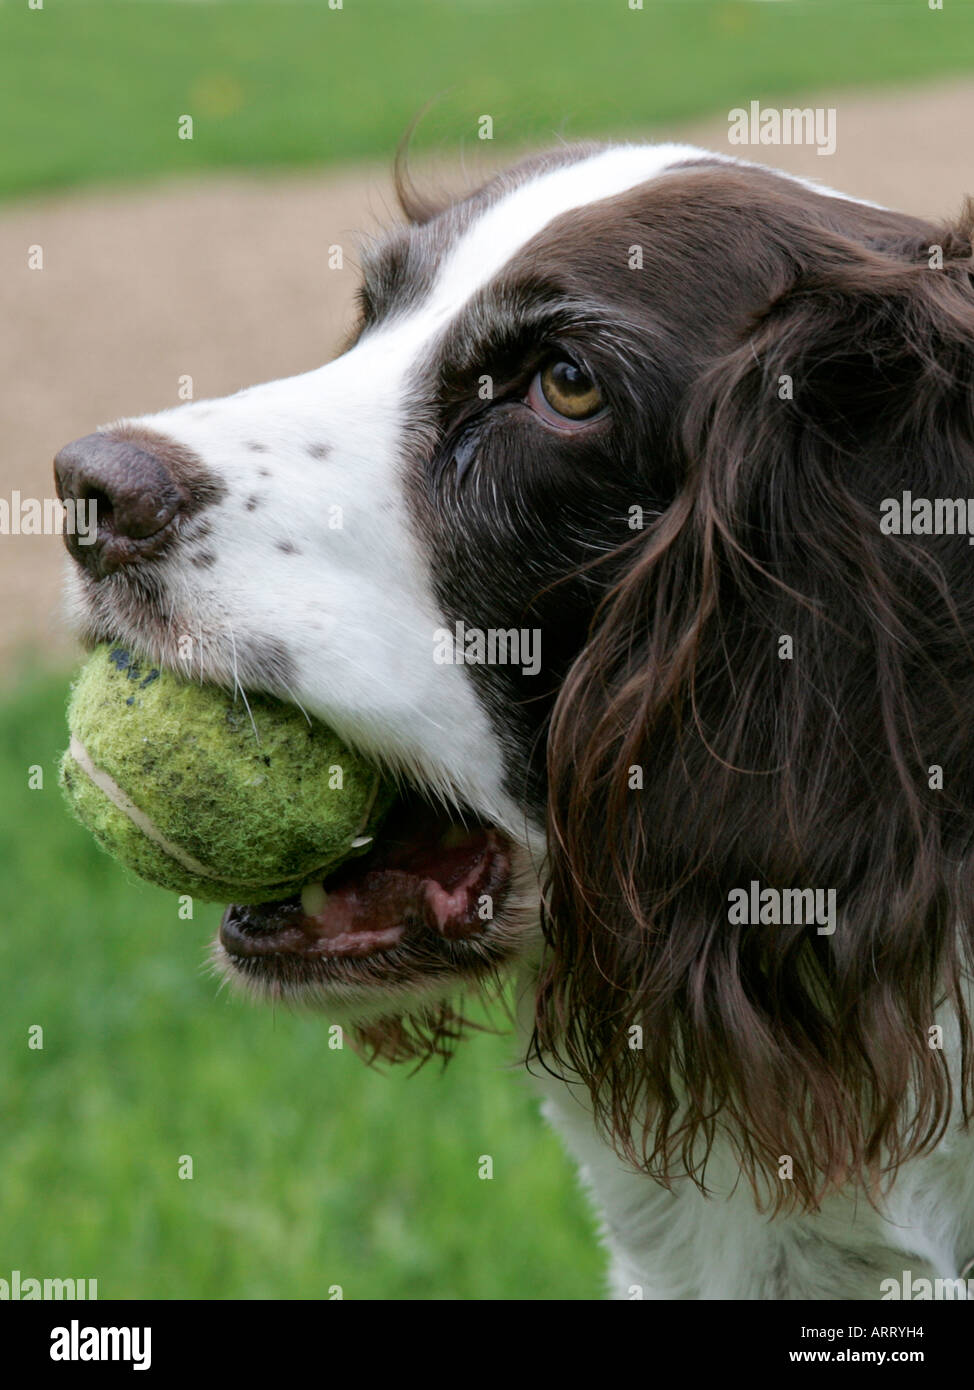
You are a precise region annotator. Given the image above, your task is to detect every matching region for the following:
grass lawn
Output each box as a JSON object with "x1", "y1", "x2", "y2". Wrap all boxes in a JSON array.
[
  {"x1": 0, "y1": 671, "x2": 601, "y2": 1299},
  {"x1": 2, "y1": 1, "x2": 974, "y2": 200}
]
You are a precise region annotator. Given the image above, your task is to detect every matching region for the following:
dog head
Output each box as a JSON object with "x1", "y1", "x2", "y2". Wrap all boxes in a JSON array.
[{"x1": 57, "y1": 142, "x2": 974, "y2": 1201}]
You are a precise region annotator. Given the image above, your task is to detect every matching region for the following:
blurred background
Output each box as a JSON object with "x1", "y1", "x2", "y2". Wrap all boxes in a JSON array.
[{"x1": 3, "y1": 0, "x2": 974, "y2": 1300}]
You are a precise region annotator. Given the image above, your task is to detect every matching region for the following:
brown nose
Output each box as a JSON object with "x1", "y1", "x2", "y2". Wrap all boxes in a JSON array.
[{"x1": 54, "y1": 431, "x2": 188, "y2": 578}]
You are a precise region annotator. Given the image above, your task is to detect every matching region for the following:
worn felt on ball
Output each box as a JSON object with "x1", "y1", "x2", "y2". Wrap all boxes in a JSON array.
[{"x1": 60, "y1": 645, "x2": 395, "y2": 903}]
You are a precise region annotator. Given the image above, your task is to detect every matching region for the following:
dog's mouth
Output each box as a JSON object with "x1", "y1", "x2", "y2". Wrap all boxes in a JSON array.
[{"x1": 218, "y1": 792, "x2": 512, "y2": 991}]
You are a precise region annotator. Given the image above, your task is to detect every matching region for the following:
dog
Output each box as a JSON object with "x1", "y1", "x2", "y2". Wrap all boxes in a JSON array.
[{"x1": 55, "y1": 141, "x2": 974, "y2": 1299}]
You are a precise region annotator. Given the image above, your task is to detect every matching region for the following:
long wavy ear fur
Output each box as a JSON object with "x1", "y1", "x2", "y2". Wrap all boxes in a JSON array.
[{"x1": 537, "y1": 203, "x2": 974, "y2": 1211}]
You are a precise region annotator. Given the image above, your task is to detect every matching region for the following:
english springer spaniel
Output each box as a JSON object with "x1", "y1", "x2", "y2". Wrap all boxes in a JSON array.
[{"x1": 55, "y1": 143, "x2": 974, "y2": 1300}]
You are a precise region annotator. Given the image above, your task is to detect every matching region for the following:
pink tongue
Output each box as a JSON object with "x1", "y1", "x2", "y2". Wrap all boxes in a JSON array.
[
  {"x1": 304, "y1": 837, "x2": 491, "y2": 942},
  {"x1": 423, "y1": 880, "x2": 480, "y2": 936},
  {"x1": 309, "y1": 870, "x2": 430, "y2": 939}
]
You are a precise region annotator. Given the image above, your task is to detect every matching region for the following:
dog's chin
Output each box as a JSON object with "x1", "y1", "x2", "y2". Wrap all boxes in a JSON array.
[{"x1": 211, "y1": 790, "x2": 536, "y2": 1026}]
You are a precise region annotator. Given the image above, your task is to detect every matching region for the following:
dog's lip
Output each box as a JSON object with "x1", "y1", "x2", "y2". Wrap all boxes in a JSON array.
[
  {"x1": 218, "y1": 802, "x2": 511, "y2": 964},
  {"x1": 70, "y1": 514, "x2": 183, "y2": 579},
  {"x1": 219, "y1": 905, "x2": 407, "y2": 960}
]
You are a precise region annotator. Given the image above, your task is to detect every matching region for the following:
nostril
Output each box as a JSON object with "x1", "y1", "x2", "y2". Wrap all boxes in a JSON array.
[
  {"x1": 79, "y1": 486, "x2": 113, "y2": 522},
  {"x1": 86, "y1": 486, "x2": 112, "y2": 513}
]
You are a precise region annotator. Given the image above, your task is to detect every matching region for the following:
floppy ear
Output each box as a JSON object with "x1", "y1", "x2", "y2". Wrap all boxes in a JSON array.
[{"x1": 536, "y1": 208, "x2": 974, "y2": 1210}]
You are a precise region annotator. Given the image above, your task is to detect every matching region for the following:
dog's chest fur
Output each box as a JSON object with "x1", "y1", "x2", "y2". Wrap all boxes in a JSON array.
[{"x1": 518, "y1": 972, "x2": 974, "y2": 1299}]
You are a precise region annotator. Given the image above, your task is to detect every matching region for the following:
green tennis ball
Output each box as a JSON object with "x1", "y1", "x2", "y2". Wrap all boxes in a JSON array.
[{"x1": 59, "y1": 645, "x2": 395, "y2": 904}]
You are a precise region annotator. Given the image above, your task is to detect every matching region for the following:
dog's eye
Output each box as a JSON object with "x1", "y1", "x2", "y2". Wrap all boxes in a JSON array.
[{"x1": 528, "y1": 359, "x2": 606, "y2": 427}]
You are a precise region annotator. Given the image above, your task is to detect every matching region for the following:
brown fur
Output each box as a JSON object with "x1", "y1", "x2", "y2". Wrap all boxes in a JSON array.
[{"x1": 536, "y1": 189, "x2": 974, "y2": 1210}]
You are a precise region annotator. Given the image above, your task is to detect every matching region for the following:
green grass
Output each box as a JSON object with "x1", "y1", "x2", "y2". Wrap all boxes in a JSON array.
[
  {"x1": 0, "y1": 671, "x2": 601, "y2": 1299},
  {"x1": 3, "y1": 0, "x2": 974, "y2": 200}
]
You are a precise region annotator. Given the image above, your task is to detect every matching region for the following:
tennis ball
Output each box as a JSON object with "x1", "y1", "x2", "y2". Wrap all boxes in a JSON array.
[{"x1": 59, "y1": 645, "x2": 395, "y2": 904}]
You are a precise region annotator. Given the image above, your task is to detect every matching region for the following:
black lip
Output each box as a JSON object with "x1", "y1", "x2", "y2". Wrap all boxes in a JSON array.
[{"x1": 219, "y1": 897, "x2": 409, "y2": 960}]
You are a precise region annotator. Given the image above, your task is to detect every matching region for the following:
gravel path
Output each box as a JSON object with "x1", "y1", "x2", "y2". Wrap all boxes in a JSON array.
[{"x1": 4, "y1": 79, "x2": 974, "y2": 677}]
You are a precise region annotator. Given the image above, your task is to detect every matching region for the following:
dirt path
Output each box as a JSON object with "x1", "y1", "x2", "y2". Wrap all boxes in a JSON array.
[{"x1": 4, "y1": 78, "x2": 974, "y2": 679}]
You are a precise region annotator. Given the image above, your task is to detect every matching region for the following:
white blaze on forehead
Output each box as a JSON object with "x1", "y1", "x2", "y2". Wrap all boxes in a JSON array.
[
  {"x1": 412, "y1": 141, "x2": 877, "y2": 342},
  {"x1": 415, "y1": 142, "x2": 710, "y2": 334},
  {"x1": 382, "y1": 140, "x2": 871, "y2": 366}
]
